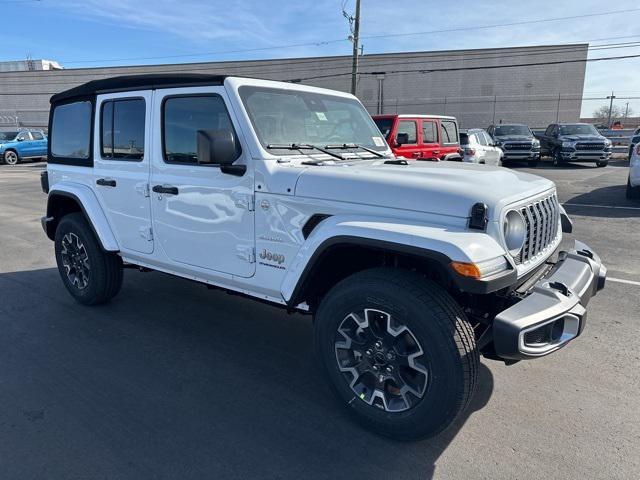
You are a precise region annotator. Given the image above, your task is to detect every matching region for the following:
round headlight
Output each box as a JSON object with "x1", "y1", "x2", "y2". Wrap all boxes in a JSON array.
[{"x1": 503, "y1": 210, "x2": 526, "y2": 255}]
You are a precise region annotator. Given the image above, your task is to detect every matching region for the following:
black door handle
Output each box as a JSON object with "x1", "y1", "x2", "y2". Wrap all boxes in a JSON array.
[
  {"x1": 96, "y1": 178, "x2": 116, "y2": 187},
  {"x1": 152, "y1": 185, "x2": 179, "y2": 195}
]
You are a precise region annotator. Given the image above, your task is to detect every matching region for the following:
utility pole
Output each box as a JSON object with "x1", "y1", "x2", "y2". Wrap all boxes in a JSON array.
[
  {"x1": 349, "y1": 0, "x2": 361, "y2": 96},
  {"x1": 606, "y1": 91, "x2": 616, "y2": 126},
  {"x1": 624, "y1": 102, "x2": 630, "y2": 122}
]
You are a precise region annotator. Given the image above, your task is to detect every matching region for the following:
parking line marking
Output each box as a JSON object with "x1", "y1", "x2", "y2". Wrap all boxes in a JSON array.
[
  {"x1": 563, "y1": 203, "x2": 640, "y2": 211},
  {"x1": 608, "y1": 277, "x2": 640, "y2": 286}
]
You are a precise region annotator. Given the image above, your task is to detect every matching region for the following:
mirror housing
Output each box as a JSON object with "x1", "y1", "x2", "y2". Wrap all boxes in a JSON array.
[
  {"x1": 197, "y1": 129, "x2": 245, "y2": 176},
  {"x1": 396, "y1": 133, "x2": 409, "y2": 145},
  {"x1": 16, "y1": 137, "x2": 24, "y2": 142}
]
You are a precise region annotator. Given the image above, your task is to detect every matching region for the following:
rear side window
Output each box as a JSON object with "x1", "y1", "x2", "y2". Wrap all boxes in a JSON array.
[
  {"x1": 396, "y1": 120, "x2": 417, "y2": 144},
  {"x1": 101, "y1": 98, "x2": 145, "y2": 160},
  {"x1": 459, "y1": 132, "x2": 469, "y2": 145},
  {"x1": 31, "y1": 131, "x2": 44, "y2": 140},
  {"x1": 50, "y1": 100, "x2": 92, "y2": 161},
  {"x1": 422, "y1": 121, "x2": 438, "y2": 144},
  {"x1": 476, "y1": 133, "x2": 488, "y2": 146},
  {"x1": 440, "y1": 121, "x2": 458, "y2": 145},
  {"x1": 163, "y1": 95, "x2": 239, "y2": 165}
]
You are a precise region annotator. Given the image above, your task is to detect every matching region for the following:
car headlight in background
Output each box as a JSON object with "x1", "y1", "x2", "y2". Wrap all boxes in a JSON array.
[
  {"x1": 503, "y1": 210, "x2": 526, "y2": 256},
  {"x1": 604, "y1": 139, "x2": 612, "y2": 148},
  {"x1": 532, "y1": 139, "x2": 540, "y2": 147}
]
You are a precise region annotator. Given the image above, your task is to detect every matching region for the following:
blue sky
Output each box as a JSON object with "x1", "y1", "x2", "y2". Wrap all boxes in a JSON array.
[{"x1": 7, "y1": 0, "x2": 640, "y2": 118}]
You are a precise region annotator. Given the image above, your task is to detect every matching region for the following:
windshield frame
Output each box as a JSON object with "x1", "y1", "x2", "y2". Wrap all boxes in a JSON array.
[
  {"x1": 238, "y1": 85, "x2": 388, "y2": 156},
  {"x1": 559, "y1": 124, "x2": 600, "y2": 136}
]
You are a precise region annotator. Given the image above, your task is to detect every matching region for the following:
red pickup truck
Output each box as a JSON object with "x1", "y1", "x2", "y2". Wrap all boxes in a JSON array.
[{"x1": 372, "y1": 114, "x2": 462, "y2": 161}]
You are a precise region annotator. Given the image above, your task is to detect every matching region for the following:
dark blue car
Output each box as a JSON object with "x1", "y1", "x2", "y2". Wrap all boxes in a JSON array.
[{"x1": 0, "y1": 129, "x2": 48, "y2": 165}]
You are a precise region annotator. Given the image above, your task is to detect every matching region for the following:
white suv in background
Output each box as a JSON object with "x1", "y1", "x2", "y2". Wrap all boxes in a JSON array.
[
  {"x1": 628, "y1": 143, "x2": 640, "y2": 199},
  {"x1": 460, "y1": 128, "x2": 502, "y2": 165}
]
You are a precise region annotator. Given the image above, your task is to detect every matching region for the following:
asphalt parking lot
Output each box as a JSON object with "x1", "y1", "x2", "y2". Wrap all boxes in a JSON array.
[{"x1": 0, "y1": 159, "x2": 638, "y2": 480}]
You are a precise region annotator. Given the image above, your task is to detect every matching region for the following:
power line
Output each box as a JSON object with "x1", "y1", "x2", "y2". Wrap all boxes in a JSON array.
[{"x1": 55, "y1": 7, "x2": 640, "y2": 66}]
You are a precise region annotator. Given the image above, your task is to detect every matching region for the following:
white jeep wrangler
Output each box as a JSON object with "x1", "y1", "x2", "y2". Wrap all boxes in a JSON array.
[{"x1": 41, "y1": 74, "x2": 606, "y2": 440}]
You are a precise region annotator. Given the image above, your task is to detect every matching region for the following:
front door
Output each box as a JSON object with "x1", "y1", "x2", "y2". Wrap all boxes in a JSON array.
[
  {"x1": 150, "y1": 87, "x2": 255, "y2": 278},
  {"x1": 393, "y1": 119, "x2": 421, "y2": 160},
  {"x1": 94, "y1": 92, "x2": 153, "y2": 254},
  {"x1": 16, "y1": 131, "x2": 34, "y2": 157}
]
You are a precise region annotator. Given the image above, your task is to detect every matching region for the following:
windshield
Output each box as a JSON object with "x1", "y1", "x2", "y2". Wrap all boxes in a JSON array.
[
  {"x1": 0, "y1": 131, "x2": 18, "y2": 141},
  {"x1": 239, "y1": 86, "x2": 387, "y2": 153},
  {"x1": 559, "y1": 124, "x2": 599, "y2": 136},
  {"x1": 494, "y1": 125, "x2": 531, "y2": 136},
  {"x1": 373, "y1": 118, "x2": 394, "y2": 139}
]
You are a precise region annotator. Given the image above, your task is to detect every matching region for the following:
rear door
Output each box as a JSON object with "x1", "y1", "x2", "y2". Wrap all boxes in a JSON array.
[
  {"x1": 393, "y1": 119, "x2": 421, "y2": 159},
  {"x1": 94, "y1": 92, "x2": 153, "y2": 254},
  {"x1": 439, "y1": 119, "x2": 459, "y2": 159},
  {"x1": 30, "y1": 131, "x2": 47, "y2": 156},
  {"x1": 421, "y1": 119, "x2": 440, "y2": 160},
  {"x1": 481, "y1": 132, "x2": 501, "y2": 165}
]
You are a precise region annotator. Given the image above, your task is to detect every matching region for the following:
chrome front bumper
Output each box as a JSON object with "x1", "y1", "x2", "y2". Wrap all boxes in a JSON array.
[{"x1": 493, "y1": 241, "x2": 606, "y2": 360}]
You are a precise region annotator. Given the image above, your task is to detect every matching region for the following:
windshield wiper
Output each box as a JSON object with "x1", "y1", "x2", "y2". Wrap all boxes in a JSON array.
[
  {"x1": 324, "y1": 143, "x2": 388, "y2": 159},
  {"x1": 266, "y1": 143, "x2": 345, "y2": 161}
]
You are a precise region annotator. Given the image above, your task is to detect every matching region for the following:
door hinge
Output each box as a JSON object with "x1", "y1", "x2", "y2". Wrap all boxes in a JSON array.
[
  {"x1": 140, "y1": 226, "x2": 153, "y2": 241},
  {"x1": 234, "y1": 193, "x2": 255, "y2": 211},
  {"x1": 136, "y1": 183, "x2": 150, "y2": 197},
  {"x1": 236, "y1": 245, "x2": 255, "y2": 263}
]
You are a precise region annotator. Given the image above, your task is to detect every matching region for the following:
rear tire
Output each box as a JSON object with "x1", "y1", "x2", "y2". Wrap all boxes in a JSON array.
[
  {"x1": 627, "y1": 175, "x2": 640, "y2": 199},
  {"x1": 596, "y1": 160, "x2": 608, "y2": 168},
  {"x1": 54, "y1": 213, "x2": 123, "y2": 305},
  {"x1": 3, "y1": 150, "x2": 19, "y2": 165},
  {"x1": 314, "y1": 268, "x2": 478, "y2": 440}
]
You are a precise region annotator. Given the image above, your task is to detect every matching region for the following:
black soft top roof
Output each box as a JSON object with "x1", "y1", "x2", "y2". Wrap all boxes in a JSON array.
[{"x1": 50, "y1": 74, "x2": 229, "y2": 104}]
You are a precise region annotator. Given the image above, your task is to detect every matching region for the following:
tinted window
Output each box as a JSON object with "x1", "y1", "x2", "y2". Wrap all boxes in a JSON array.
[
  {"x1": 31, "y1": 131, "x2": 44, "y2": 140},
  {"x1": 51, "y1": 101, "x2": 92, "y2": 159},
  {"x1": 545, "y1": 125, "x2": 555, "y2": 136},
  {"x1": 397, "y1": 121, "x2": 417, "y2": 144},
  {"x1": 17, "y1": 132, "x2": 31, "y2": 141},
  {"x1": 440, "y1": 120, "x2": 458, "y2": 144},
  {"x1": 422, "y1": 121, "x2": 437, "y2": 144},
  {"x1": 163, "y1": 95, "x2": 238, "y2": 164},
  {"x1": 101, "y1": 99, "x2": 145, "y2": 160},
  {"x1": 0, "y1": 131, "x2": 18, "y2": 141},
  {"x1": 632, "y1": 136, "x2": 640, "y2": 144},
  {"x1": 374, "y1": 118, "x2": 394, "y2": 139},
  {"x1": 459, "y1": 132, "x2": 469, "y2": 145}
]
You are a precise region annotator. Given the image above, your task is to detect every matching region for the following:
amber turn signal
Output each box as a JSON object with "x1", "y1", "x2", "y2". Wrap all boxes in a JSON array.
[{"x1": 450, "y1": 261, "x2": 482, "y2": 279}]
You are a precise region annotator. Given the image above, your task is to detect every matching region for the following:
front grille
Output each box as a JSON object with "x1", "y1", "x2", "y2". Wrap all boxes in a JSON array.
[
  {"x1": 503, "y1": 142, "x2": 532, "y2": 151},
  {"x1": 513, "y1": 193, "x2": 560, "y2": 265},
  {"x1": 576, "y1": 142, "x2": 605, "y2": 150}
]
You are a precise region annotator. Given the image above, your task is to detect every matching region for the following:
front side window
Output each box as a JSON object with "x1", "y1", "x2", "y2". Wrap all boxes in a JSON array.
[
  {"x1": 51, "y1": 101, "x2": 92, "y2": 159},
  {"x1": 101, "y1": 98, "x2": 145, "y2": 160},
  {"x1": 373, "y1": 118, "x2": 394, "y2": 139},
  {"x1": 163, "y1": 95, "x2": 238, "y2": 164},
  {"x1": 440, "y1": 121, "x2": 458, "y2": 145},
  {"x1": 422, "y1": 121, "x2": 438, "y2": 144},
  {"x1": 239, "y1": 86, "x2": 386, "y2": 152},
  {"x1": 17, "y1": 132, "x2": 31, "y2": 141},
  {"x1": 397, "y1": 121, "x2": 417, "y2": 144}
]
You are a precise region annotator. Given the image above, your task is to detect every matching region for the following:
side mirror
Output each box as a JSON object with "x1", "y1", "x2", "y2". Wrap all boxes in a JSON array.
[
  {"x1": 396, "y1": 133, "x2": 409, "y2": 145},
  {"x1": 197, "y1": 129, "x2": 245, "y2": 176},
  {"x1": 16, "y1": 137, "x2": 24, "y2": 142}
]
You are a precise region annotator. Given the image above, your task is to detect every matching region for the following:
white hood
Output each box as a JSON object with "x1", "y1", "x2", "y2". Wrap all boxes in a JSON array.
[{"x1": 294, "y1": 161, "x2": 554, "y2": 219}]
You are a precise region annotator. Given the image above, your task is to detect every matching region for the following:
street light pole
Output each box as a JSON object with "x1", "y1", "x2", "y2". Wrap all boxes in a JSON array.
[
  {"x1": 606, "y1": 91, "x2": 616, "y2": 126},
  {"x1": 350, "y1": 0, "x2": 361, "y2": 96}
]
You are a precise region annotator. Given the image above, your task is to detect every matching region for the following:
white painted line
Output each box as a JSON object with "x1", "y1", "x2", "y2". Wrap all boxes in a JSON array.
[
  {"x1": 563, "y1": 202, "x2": 640, "y2": 211},
  {"x1": 608, "y1": 277, "x2": 640, "y2": 286}
]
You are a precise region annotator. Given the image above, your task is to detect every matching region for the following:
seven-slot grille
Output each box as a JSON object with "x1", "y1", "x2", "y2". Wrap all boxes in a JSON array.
[
  {"x1": 513, "y1": 193, "x2": 560, "y2": 265},
  {"x1": 575, "y1": 142, "x2": 605, "y2": 150},
  {"x1": 503, "y1": 142, "x2": 533, "y2": 150}
]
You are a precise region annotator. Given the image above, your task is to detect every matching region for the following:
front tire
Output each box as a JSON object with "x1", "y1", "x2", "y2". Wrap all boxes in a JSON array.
[
  {"x1": 527, "y1": 160, "x2": 539, "y2": 168},
  {"x1": 54, "y1": 213, "x2": 123, "y2": 305},
  {"x1": 314, "y1": 268, "x2": 478, "y2": 440},
  {"x1": 553, "y1": 149, "x2": 563, "y2": 167},
  {"x1": 3, "y1": 150, "x2": 19, "y2": 165},
  {"x1": 596, "y1": 160, "x2": 608, "y2": 168}
]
